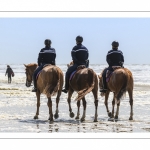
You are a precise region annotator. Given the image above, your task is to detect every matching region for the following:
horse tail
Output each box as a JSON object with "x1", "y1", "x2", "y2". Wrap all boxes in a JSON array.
[
  {"x1": 75, "y1": 68, "x2": 95, "y2": 101},
  {"x1": 116, "y1": 72, "x2": 128, "y2": 101},
  {"x1": 44, "y1": 67, "x2": 60, "y2": 98}
]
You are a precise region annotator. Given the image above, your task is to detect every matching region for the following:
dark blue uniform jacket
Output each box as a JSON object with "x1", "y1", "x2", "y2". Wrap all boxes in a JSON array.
[
  {"x1": 71, "y1": 43, "x2": 89, "y2": 65},
  {"x1": 38, "y1": 46, "x2": 56, "y2": 66},
  {"x1": 106, "y1": 48, "x2": 124, "y2": 67}
]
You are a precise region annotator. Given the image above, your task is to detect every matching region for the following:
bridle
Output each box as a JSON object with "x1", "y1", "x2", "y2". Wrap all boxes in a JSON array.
[{"x1": 25, "y1": 69, "x2": 33, "y2": 87}]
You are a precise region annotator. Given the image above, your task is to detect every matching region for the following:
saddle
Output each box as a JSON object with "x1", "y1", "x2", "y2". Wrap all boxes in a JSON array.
[
  {"x1": 106, "y1": 66, "x2": 121, "y2": 82},
  {"x1": 36, "y1": 64, "x2": 52, "y2": 80},
  {"x1": 69, "y1": 65, "x2": 86, "y2": 80}
]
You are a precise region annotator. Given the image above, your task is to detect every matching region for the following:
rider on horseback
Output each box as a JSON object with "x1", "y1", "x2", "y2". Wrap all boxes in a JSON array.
[
  {"x1": 100, "y1": 41, "x2": 124, "y2": 93},
  {"x1": 62, "y1": 35, "x2": 89, "y2": 93},
  {"x1": 32, "y1": 39, "x2": 56, "y2": 92}
]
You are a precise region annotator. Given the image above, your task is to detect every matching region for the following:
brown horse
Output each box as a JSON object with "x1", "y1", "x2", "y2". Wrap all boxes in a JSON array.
[
  {"x1": 67, "y1": 63, "x2": 98, "y2": 122},
  {"x1": 98, "y1": 67, "x2": 133, "y2": 120},
  {"x1": 24, "y1": 63, "x2": 64, "y2": 121}
]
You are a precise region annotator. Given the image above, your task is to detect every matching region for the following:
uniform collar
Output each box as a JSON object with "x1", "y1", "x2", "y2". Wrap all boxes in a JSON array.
[
  {"x1": 77, "y1": 43, "x2": 82, "y2": 45},
  {"x1": 112, "y1": 48, "x2": 118, "y2": 50},
  {"x1": 45, "y1": 46, "x2": 51, "y2": 48}
]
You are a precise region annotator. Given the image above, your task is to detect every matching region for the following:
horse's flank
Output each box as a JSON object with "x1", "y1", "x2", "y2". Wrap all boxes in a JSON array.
[
  {"x1": 99, "y1": 67, "x2": 133, "y2": 101},
  {"x1": 70, "y1": 67, "x2": 97, "y2": 101},
  {"x1": 37, "y1": 65, "x2": 63, "y2": 97}
]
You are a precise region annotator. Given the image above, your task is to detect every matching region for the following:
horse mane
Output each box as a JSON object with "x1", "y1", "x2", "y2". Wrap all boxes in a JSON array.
[{"x1": 26, "y1": 63, "x2": 38, "y2": 67}]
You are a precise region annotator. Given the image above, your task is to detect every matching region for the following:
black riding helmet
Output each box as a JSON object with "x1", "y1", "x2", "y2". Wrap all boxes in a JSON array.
[
  {"x1": 76, "y1": 36, "x2": 83, "y2": 43},
  {"x1": 112, "y1": 41, "x2": 119, "y2": 47},
  {"x1": 44, "y1": 39, "x2": 51, "y2": 46}
]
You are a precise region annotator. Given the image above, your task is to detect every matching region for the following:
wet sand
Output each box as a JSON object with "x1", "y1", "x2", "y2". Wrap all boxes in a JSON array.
[{"x1": 0, "y1": 76, "x2": 150, "y2": 133}]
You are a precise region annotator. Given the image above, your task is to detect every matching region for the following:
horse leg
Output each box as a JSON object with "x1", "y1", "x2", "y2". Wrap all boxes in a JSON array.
[
  {"x1": 104, "y1": 91, "x2": 111, "y2": 117},
  {"x1": 34, "y1": 91, "x2": 40, "y2": 119},
  {"x1": 75, "y1": 100, "x2": 80, "y2": 120},
  {"x1": 114, "y1": 100, "x2": 120, "y2": 119},
  {"x1": 81, "y1": 97, "x2": 87, "y2": 122},
  {"x1": 92, "y1": 88, "x2": 98, "y2": 122},
  {"x1": 128, "y1": 89, "x2": 133, "y2": 120},
  {"x1": 47, "y1": 97, "x2": 53, "y2": 121},
  {"x1": 54, "y1": 90, "x2": 61, "y2": 119},
  {"x1": 67, "y1": 88, "x2": 75, "y2": 118},
  {"x1": 111, "y1": 93, "x2": 115, "y2": 118}
]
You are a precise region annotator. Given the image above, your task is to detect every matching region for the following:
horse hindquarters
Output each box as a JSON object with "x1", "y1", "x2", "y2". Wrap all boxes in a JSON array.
[
  {"x1": 43, "y1": 67, "x2": 60, "y2": 98},
  {"x1": 116, "y1": 72, "x2": 128, "y2": 101},
  {"x1": 108, "y1": 70, "x2": 128, "y2": 119},
  {"x1": 37, "y1": 66, "x2": 62, "y2": 121},
  {"x1": 75, "y1": 68, "x2": 96, "y2": 101}
]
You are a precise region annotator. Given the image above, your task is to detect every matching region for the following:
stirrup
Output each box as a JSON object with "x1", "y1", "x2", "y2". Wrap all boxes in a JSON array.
[
  {"x1": 100, "y1": 89, "x2": 107, "y2": 93},
  {"x1": 32, "y1": 88, "x2": 37, "y2": 92},
  {"x1": 62, "y1": 89, "x2": 68, "y2": 93}
]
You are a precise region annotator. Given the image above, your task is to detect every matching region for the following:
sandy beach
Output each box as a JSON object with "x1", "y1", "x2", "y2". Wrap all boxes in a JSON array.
[{"x1": 1, "y1": 65, "x2": 150, "y2": 133}]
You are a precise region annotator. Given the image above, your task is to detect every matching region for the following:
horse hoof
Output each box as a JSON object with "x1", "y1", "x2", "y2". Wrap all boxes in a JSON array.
[
  {"x1": 48, "y1": 118, "x2": 54, "y2": 121},
  {"x1": 75, "y1": 116, "x2": 79, "y2": 120},
  {"x1": 70, "y1": 112, "x2": 75, "y2": 118},
  {"x1": 129, "y1": 117, "x2": 133, "y2": 120},
  {"x1": 108, "y1": 112, "x2": 112, "y2": 117},
  {"x1": 81, "y1": 118, "x2": 85, "y2": 122},
  {"x1": 34, "y1": 116, "x2": 38, "y2": 119},
  {"x1": 94, "y1": 119, "x2": 98, "y2": 122},
  {"x1": 111, "y1": 115, "x2": 114, "y2": 118},
  {"x1": 54, "y1": 113, "x2": 59, "y2": 119},
  {"x1": 115, "y1": 116, "x2": 118, "y2": 119}
]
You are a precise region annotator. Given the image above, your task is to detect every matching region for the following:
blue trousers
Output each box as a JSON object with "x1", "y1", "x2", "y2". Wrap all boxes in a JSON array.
[
  {"x1": 33, "y1": 64, "x2": 46, "y2": 88},
  {"x1": 64, "y1": 64, "x2": 78, "y2": 90}
]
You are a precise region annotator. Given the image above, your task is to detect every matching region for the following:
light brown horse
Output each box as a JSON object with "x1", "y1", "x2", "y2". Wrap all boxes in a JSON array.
[
  {"x1": 67, "y1": 62, "x2": 98, "y2": 122},
  {"x1": 98, "y1": 67, "x2": 133, "y2": 120},
  {"x1": 24, "y1": 63, "x2": 64, "y2": 121}
]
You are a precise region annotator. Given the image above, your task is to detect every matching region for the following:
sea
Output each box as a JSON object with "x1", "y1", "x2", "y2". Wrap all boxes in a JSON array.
[{"x1": 1, "y1": 64, "x2": 150, "y2": 86}]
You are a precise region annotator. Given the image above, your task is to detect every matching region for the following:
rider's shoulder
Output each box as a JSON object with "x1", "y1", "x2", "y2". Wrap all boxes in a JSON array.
[
  {"x1": 107, "y1": 49, "x2": 114, "y2": 53},
  {"x1": 40, "y1": 48, "x2": 45, "y2": 52},
  {"x1": 72, "y1": 45, "x2": 78, "y2": 51},
  {"x1": 107, "y1": 49, "x2": 123, "y2": 54},
  {"x1": 118, "y1": 50, "x2": 123, "y2": 54},
  {"x1": 81, "y1": 44, "x2": 88, "y2": 50}
]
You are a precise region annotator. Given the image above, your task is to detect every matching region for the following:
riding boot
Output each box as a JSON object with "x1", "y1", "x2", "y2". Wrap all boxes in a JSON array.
[
  {"x1": 62, "y1": 78, "x2": 69, "y2": 93},
  {"x1": 32, "y1": 77, "x2": 37, "y2": 92},
  {"x1": 100, "y1": 69, "x2": 107, "y2": 93},
  {"x1": 100, "y1": 77, "x2": 107, "y2": 93}
]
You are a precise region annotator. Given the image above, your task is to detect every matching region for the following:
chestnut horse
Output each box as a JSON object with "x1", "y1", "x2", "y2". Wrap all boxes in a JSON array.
[
  {"x1": 67, "y1": 62, "x2": 98, "y2": 122},
  {"x1": 24, "y1": 63, "x2": 64, "y2": 121},
  {"x1": 98, "y1": 67, "x2": 133, "y2": 120}
]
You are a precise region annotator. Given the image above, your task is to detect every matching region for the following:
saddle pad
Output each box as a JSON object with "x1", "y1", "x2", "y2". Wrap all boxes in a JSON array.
[
  {"x1": 106, "y1": 70, "x2": 113, "y2": 82},
  {"x1": 36, "y1": 71, "x2": 42, "y2": 80},
  {"x1": 36, "y1": 64, "x2": 52, "y2": 80},
  {"x1": 69, "y1": 65, "x2": 86, "y2": 81},
  {"x1": 69, "y1": 71, "x2": 76, "y2": 80}
]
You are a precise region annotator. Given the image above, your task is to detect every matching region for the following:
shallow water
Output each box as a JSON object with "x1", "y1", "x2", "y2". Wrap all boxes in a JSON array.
[{"x1": 0, "y1": 64, "x2": 150, "y2": 133}]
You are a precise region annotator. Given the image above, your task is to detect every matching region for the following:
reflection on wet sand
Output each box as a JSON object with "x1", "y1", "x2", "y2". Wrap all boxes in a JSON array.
[
  {"x1": 1, "y1": 64, "x2": 150, "y2": 132},
  {"x1": 24, "y1": 117, "x2": 135, "y2": 133}
]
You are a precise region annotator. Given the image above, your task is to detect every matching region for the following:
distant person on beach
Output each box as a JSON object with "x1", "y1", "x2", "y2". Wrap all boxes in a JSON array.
[
  {"x1": 32, "y1": 39, "x2": 56, "y2": 92},
  {"x1": 62, "y1": 35, "x2": 89, "y2": 93},
  {"x1": 5, "y1": 65, "x2": 14, "y2": 83},
  {"x1": 100, "y1": 41, "x2": 124, "y2": 93}
]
